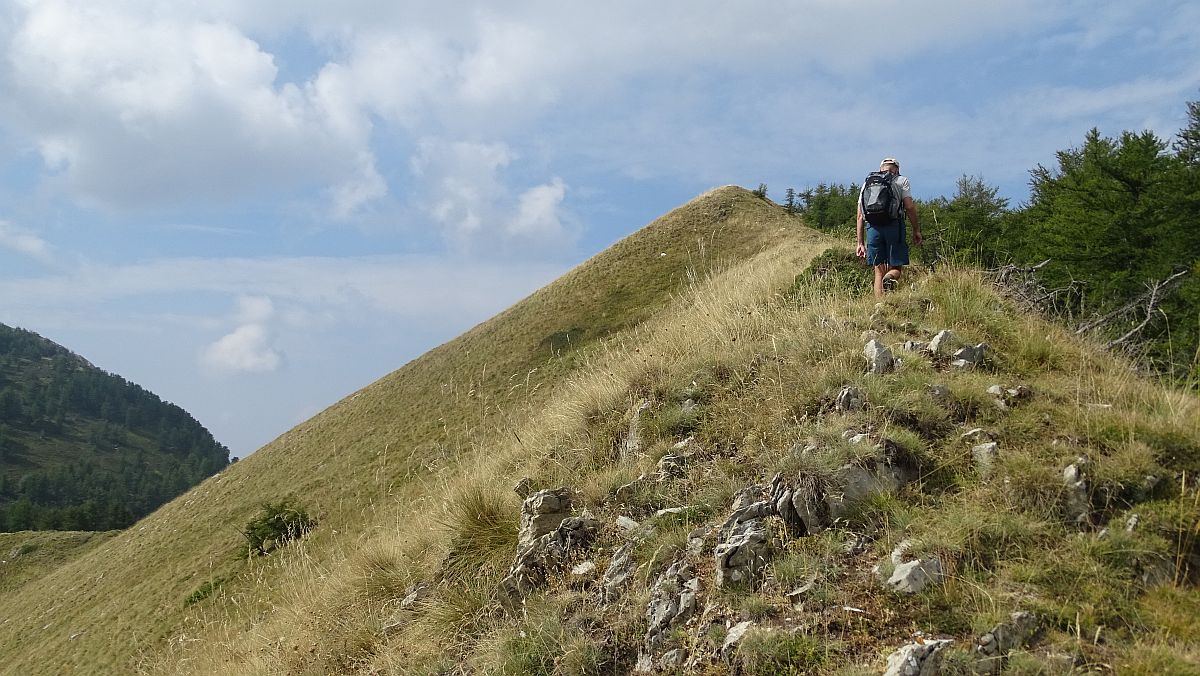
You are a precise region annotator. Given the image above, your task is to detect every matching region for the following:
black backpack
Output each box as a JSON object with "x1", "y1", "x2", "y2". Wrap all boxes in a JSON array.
[{"x1": 861, "y1": 171, "x2": 900, "y2": 226}]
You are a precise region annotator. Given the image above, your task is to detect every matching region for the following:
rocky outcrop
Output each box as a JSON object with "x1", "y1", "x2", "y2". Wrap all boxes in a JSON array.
[
  {"x1": 951, "y1": 343, "x2": 990, "y2": 369},
  {"x1": 884, "y1": 638, "x2": 953, "y2": 676},
  {"x1": 636, "y1": 559, "x2": 701, "y2": 672},
  {"x1": 517, "y1": 488, "x2": 574, "y2": 550},
  {"x1": 714, "y1": 519, "x2": 770, "y2": 588},
  {"x1": 865, "y1": 339, "x2": 897, "y2": 374},
  {"x1": 879, "y1": 540, "x2": 944, "y2": 594},
  {"x1": 835, "y1": 385, "x2": 867, "y2": 412},
  {"x1": 499, "y1": 507, "x2": 598, "y2": 611}
]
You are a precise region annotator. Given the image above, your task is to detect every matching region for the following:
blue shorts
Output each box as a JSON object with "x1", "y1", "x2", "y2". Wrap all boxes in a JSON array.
[{"x1": 866, "y1": 221, "x2": 909, "y2": 267}]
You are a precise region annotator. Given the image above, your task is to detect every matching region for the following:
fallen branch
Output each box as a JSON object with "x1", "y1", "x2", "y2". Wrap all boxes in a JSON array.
[{"x1": 1076, "y1": 269, "x2": 1189, "y2": 337}]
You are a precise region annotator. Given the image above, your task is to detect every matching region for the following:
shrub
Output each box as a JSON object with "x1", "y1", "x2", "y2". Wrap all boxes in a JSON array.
[{"x1": 241, "y1": 500, "x2": 316, "y2": 556}]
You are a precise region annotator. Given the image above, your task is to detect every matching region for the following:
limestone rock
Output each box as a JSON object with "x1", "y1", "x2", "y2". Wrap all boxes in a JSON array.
[
  {"x1": 951, "y1": 343, "x2": 990, "y2": 369},
  {"x1": 638, "y1": 558, "x2": 701, "y2": 667},
  {"x1": 513, "y1": 477, "x2": 534, "y2": 498},
  {"x1": 903, "y1": 340, "x2": 928, "y2": 353},
  {"x1": 1063, "y1": 456, "x2": 1091, "y2": 526},
  {"x1": 602, "y1": 541, "x2": 636, "y2": 602},
  {"x1": 622, "y1": 399, "x2": 652, "y2": 461},
  {"x1": 928, "y1": 330, "x2": 957, "y2": 356},
  {"x1": 974, "y1": 611, "x2": 1039, "y2": 674},
  {"x1": 835, "y1": 385, "x2": 867, "y2": 412},
  {"x1": 721, "y1": 621, "x2": 754, "y2": 656},
  {"x1": 518, "y1": 488, "x2": 574, "y2": 550},
  {"x1": 499, "y1": 512, "x2": 598, "y2": 611},
  {"x1": 885, "y1": 639, "x2": 953, "y2": 676},
  {"x1": 885, "y1": 555, "x2": 944, "y2": 594},
  {"x1": 972, "y1": 442, "x2": 999, "y2": 478},
  {"x1": 865, "y1": 339, "x2": 897, "y2": 374},
  {"x1": 714, "y1": 519, "x2": 771, "y2": 588},
  {"x1": 928, "y1": 384, "x2": 951, "y2": 403}
]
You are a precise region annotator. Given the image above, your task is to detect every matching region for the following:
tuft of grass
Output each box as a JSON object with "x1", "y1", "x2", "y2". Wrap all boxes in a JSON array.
[
  {"x1": 439, "y1": 486, "x2": 519, "y2": 581},
  {"x1": 736, "y1": 629, "x2": 831, "y2": 675}
]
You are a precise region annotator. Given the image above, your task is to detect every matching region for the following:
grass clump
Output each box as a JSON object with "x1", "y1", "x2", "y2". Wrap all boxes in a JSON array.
[{"x1": 736, "y1": 629, "x2": 831, "y2": 675}]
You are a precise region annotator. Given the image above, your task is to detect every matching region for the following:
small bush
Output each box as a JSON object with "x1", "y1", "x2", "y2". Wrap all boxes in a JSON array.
[
  {"x1": 184, "y1": 575, "x2": 227, "y2": 606},
  {"x1": 241, "y1": 500, "x2": 317, "y2": 556}
]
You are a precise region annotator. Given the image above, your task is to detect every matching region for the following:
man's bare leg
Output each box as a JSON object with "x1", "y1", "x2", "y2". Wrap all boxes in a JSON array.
[
  {"x1": 882, "y1": 266, "x2": 903, "y2": 292},
  {"x1": 874, "y1": 264, "x2": 889, "y2": 298}
]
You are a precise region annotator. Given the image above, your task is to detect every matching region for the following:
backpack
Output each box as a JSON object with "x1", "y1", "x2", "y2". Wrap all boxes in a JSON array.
[{"x1": 861, "y1": 171, "x2": 901, "y2": 226}]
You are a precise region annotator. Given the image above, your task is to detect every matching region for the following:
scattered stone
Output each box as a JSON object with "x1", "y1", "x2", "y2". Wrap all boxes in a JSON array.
[
  {"x1": 616, "y1": 515, "x2": 642, "y2": 533},
  {"x1": 928, "y1": 384, "x2": 951, "y2": 402},
  {"x1": 988, "y1": 384, "x2": 1033, "y2": 408},
  {"x1": 881, "y1": 542, "x2": 944, "y2": 594},
  {"x1": 902, "y1": 340, "x2": 928, "y2": 353},
  {"x1": 722, "y1": 621, "x2": 754, "y2": 656},
  {"x1": 960, "y1": 427, "x2": 990, "y2": 442},
  {"x1": 951, "y1": 343, "x2": 990, "y2": 369},
  {"x1": 687, "y1": 527, "x2": 708, "y2": 556},
  {"x1": 928, "y1": 330, "x2": 958, "y2": 357},
  {"x1": 772, "y1": 454, "x2": 917, "y2": 538},
  {"x1": 1125, "y1": 513, "x2": 1141, "y2": 532},
  {"x1": 719, "y1": 486, "x2": 774, "y2": 538},
  {"x1": 972, "y1": 442, "x2": 999, "y2": 478},
  {"x1": 974, "y1": 611, "x2": 1039, "y2": 675},
  {"x1": 660, "y1": 648, "x2": 687, "y2": 669},
  {"x1": 884, "y1": 639, "x2": 953, "y2": 676},
  {"x1": 848, "y1": 432, "x2": 872, "y2": 444},
  {"x1": 681, "y1": 398, "x2": 698, "y2": 413},
  {"x1": 653, "y1": 506, "x2": 698, "y2": 520},
  {"x1": 1063, "y1": 456, "x2": 1091, "y2": 526},
  {"x1": 513, "y1": 477, "x2": 534, "y2": 498},
  {"x1": 571, "y1": 561, "x2": 597, "y2": 577},
  {"x1": 714, "y1": 519, "x2": 771, "y2": 588},
  {"x1": 865, "y1": 339, "x2": 897, "y2": 374},
  {"x1": 835, "y1": 385, "x2": 867, "y2": 412},
  {"x1": 614, "y1": 474, "x2": 653, "y2": 504},
  {"x1": 786, "y1": 573, "x2": 819, "y2": 605},
  {"x1": 517, "y1": 488, "x2": 574, "y2": 550}
]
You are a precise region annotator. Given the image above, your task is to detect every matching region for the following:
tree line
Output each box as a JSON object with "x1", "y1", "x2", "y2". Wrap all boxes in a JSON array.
[
  {"x1": 0, "y1": 324, "x2": 230, "y2": 531},
  {"x1": 779, "y1": 98, "x2": 1200, "y2": 385}
]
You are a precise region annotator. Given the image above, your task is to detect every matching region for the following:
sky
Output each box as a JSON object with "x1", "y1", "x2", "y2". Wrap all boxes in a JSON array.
[{"x1": 0, "y1": 1, "x2": 1197, "y2": 458}]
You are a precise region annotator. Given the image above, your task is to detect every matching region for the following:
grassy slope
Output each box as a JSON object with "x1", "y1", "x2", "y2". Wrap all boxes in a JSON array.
[
  {"x1": 162, "y1": 250, "x2": 1199, "y2": 671},
  {"x1": 0, "y1": 531, "x2": 118, "y2": 595},
  {"x1": 0, "y1": 187, "x2": 822, "y2": 674}
]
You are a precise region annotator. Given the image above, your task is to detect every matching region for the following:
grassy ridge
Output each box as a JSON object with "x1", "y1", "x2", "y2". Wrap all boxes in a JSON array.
[{"x1": 0, "y1": 186, "x2": 818, "y2": 674}]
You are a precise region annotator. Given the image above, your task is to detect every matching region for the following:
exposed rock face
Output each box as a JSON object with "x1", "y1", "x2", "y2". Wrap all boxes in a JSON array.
[
  {"x1": 951, "y1": 343, "x2": 990, "y2": 369},
  {"x1": 602, "y1": 540, "x2": 636, "y2": 602},
  {"x1": 865, "y1": 339, "x2": 897, "y2": 374},
  {"x1": 714, "y1": 519, "x2": 770, "y2": 588},
  {"x1": 518, "y1": 488, "x2": 574, "y2": 550},
  {"x1": 636, "y1": 559, "x2": 701, "y2": 671},
  {"x1": 974, "y1": 611, "x2": 1039, "y2": 674},
  {"x1": 972, "y1": 442, "x2": 999, "y2": 478},
  {"x1": 772, "y1": 448, "x2": 918, "y2": 538},
  {"x1": 884, "y1": 639, "x2": 953, "y2": 676},
  {"x1": 721, "y1": 620, "x2": 754, "y2": 656},
  {"x1": 498, "y1": 512, "x2": 598, "y2": 611},
  {"x1": 718, "y1": 485, "x2": 774, "y2": 538}
]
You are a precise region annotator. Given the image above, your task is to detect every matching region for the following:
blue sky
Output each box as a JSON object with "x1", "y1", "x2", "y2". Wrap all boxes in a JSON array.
[{"x1": 1, "y1": 1, "x2": 1197, "y2": 457}]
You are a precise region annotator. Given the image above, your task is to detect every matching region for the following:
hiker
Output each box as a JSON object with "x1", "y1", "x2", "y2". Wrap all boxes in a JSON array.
[{"x1": 856, "y1": 157, "x2": 922, "y2": 297}]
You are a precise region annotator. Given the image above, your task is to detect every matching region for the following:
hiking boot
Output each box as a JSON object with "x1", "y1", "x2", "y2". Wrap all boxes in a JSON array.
[{"x1": 882, "y1": 276, "x2": 898, "y2": 292}]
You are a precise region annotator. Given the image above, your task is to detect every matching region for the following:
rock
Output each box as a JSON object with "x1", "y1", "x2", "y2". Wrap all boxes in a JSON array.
[
  {"x1": 974, "y1": 611, "x2": 1039, "y2": 674},
  {"x1": 571, "y1": 561, "x2": 597, "y2": 577},
  {"x1": 951, "y1": 343, "x2": 990, "y2": 368},
  {"x1": 1125, "y1": 513, "x2": 1140, "y2": 532},
  {"x1": 660, "y1": 648, "x2": 687, "y2": 669},
  {"x1": 861, "y1": 330, "x2": 880, "y2": 342},
  {"x1": 847, "y1": 432, "x2": 872, "y2": 444},
  {"x1": 884, "y1": 639, "x2": 953, "y2": 676},
  {"x1": 928, "y1": 384, "x2": 951, "y2": 402},
  {"x1": 835, "y1": 385, "x2": 867, "y2": 412},
  {"x1": 722, "y1": 621, "x2": 754, "y2": 656},
  {"x1": 714, "y1": 519, "x2": 771, "y2": 588},
  {"x1": 681, "y1": 398, "x2": 698, "y2": 413},
  {"x1": 602, "y1": 541, "x2": 636, "y2": 602},
  {"x1": 642, "y1": 559, "x2": 701, "y2": 659},
  {"x1": 499, "y1": 512, "x2": 599, "y2": 611},
  {"x1": 622, "y1": 399, "x2": 652, "y2": 461},
  {"x1": 972, "y1": 442, "x2": 999, "y2": 478},
  {"x1": 772, "y1": 454, "x2": 917, "y2": 538},
  {"x1": 513, "y1": 477, "x2": 534, "y2": 498},
  {"x1": 719, "y1": 486, "x2": 774, "y2": 538},
  {"x1": 928, "y1": 330, "x2": 957, "y2": 356},
  {"x1": 687, "y1": 527, "x2": 708, "y2": 556},
  {"x1": 653, "y1": 506, "x2": 697, "y2": 520},
  {"x1": 865, "y1": 339, "x2": 897, "y2": 374},
  {"x1": 1063, "y1": 456, "x2": 1091, "y2": 526},
  {"x1": 518, "y1": 488, "x2": 574, "y2": 550},
  {"x1": 886, "y1": 557, "x2": 944, "y2": 594},
  {"x1": 988, "y1": 384, "x2": 1033, "y2": 408},
  {"x1": 903, "y1": 340, "x2": 928, "y2": 353},
  {"x1": 616, "y1": 515, "x2": 642, "y2": 533}
]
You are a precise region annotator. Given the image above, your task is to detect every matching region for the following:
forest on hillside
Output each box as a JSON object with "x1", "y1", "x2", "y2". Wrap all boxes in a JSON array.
[
  {"x1": 0, "y1": 324, "x2": 230, "y2": 531},
  {"x1": 787, "y1": 98, "x2": 1200, "y2": 385}
]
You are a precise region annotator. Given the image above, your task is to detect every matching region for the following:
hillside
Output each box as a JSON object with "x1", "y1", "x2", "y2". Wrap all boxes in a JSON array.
[
  {"x1": 0, "y1": 324, "x2": 230, "y2": 531},
  {"x1": 1, "y1": 186, "x2": 1197, "y2": 675}
]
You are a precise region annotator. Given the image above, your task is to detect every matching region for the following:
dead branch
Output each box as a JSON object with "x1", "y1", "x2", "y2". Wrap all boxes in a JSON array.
[
  {"x1": 1076, "y1": 269, "x2": 1189, "y2": 337},
  {"x1": 1103, "y1": 270, "x2": 1189, "y2": 348}
]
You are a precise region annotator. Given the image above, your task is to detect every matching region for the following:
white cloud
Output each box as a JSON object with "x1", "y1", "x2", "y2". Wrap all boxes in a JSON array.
[
  {"x1": 0, "y1": 220, "x2": 53, "y2": 264},
  {"x1": 507, "y1": 178, "x2": 570, "y2": 243},
  {"x1": 201, "y1": 323, "x2": 283, "y2": 374}
]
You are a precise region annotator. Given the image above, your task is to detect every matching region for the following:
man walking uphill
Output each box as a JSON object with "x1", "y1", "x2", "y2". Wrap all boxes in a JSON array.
[{"x1": 856, "y1": 157, "x2": 922, "y2": 297}]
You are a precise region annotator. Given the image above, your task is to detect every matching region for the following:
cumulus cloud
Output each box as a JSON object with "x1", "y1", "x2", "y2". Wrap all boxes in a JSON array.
[
  {"x1": 0, "y1": 220, "x2": 53, "y2": 264},
  {"x1": 201, "y1": 295, "x2": 283, "y2": 375}
]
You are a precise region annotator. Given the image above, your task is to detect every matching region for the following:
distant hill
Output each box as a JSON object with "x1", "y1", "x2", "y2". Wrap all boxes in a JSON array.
[{"x1": 0, "y1": 324, "x2": 230, "y2": 531}]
